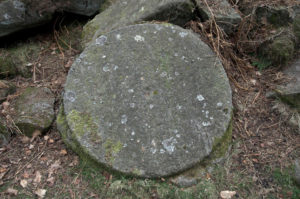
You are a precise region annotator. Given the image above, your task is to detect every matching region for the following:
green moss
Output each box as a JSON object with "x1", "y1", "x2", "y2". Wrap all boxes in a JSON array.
[
  {"x1": 66, "y1": 110, "x2": 98, "y2": 137},
  {"x1": 103, "y1": 138, "x2": 123, "y2": 165},
  {"x1": 0, "y1": 56, "x2": 17, "y2": 77},
  {"x1": 132, "y1": 168, "x2": 142, "y2": 176},
  {"x1": 293, "y1": 15, "x2": 300, "y2": 40},
  {"x1": 210, "y1": 118, "x2": 233, "y2": 159}
]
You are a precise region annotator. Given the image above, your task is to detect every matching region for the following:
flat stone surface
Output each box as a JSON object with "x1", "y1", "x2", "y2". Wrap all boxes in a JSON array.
[
  {"x1": 14, "y1": 87, "x2": 55, "y2": 136},
  {"x1": 81, "y1": 0, "x2": 195, "y2": 47},
  {"x1": 61, "y1": 23, "x2": 232, "y2": 178}
]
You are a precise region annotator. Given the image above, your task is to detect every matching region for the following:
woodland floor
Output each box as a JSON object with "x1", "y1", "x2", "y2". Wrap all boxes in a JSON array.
[{"x1": 0, "y1": 2, "x2": 300, "y2": 199}]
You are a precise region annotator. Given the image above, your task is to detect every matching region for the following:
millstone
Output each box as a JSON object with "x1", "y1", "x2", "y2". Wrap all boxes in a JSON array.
[{"x1": 59, "y1": 23, "x2": 232, "y2": 178}]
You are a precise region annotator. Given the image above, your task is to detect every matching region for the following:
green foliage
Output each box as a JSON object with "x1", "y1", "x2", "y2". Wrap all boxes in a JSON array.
[
  {"x1": 252, "y1": 57, "x2": 272, "y2": 71},
  {"x1": 272, "y1": 168, "x2": 300, "y2": 199}
]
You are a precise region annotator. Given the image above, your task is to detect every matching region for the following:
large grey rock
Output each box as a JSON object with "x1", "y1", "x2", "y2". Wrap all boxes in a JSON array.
[
  {"x1": 58, "y1": 23, "x2": 232, "y2": 178},
  {"x1": 195, "y1": 0, "x2": 241, "y2": 35},
  {"x1": 54, "y1": 0, "x2": 104, "y2": 16},
  {"x1": 0, "y1": 0, "x2": 54, "y2": 37},
  {"x1": 81, "y1": 0, "x2": 195, "y2": 47},
  {"x1": 275, "y1": 58, "x2": 300, "y2": 110},
  {"x1": 13, "y1": 87, "x2": 55, "y2": 137}
]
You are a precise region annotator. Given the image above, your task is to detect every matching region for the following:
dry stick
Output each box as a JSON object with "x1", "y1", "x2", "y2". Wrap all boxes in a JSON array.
[{"x1": 14, "y1": 150, "x2": 45, "y2": 178}]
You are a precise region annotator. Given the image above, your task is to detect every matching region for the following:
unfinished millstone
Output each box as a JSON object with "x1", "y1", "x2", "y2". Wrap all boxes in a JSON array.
[
  {"x1": 81, "y1": 0, "x2": 195, "y2": 47},
  {"x1": 13, "y1": 87, "x2": 55, "y2": 137},
  {"x1": 59, "y1": 23, "x2": 232, "y2": 178},
  {"x1": 195, "y1": 0, "x2": 241, "y2": 35},
  {"x1": 275, "y1": 58, "x2": 300, "y2": 110}
]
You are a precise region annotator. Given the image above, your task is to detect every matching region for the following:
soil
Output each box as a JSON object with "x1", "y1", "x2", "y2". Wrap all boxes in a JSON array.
[{"x1": 0, "y1": 2, "x2": 300, "y2": 199}]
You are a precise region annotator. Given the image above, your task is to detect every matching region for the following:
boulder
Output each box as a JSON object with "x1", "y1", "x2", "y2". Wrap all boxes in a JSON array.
[
  {"x1": 58, "y1": 23, "x2": 233, "y2": 178},
  {"x1": 13, "y1": 87, "x2": 55, "y2": 137},
  {"x1": 0, "y1": 80, "x2": 16, "y2": 103},
  {"x1": 275, "y1": 58, "x2": 300, "y2": 110},
  {"x1": 0, "y1": 117, "x2": 10, "y2": 147},
  {"x1": 0, "y1": 42, "x2": 41, "y2": 78},
  {"x1": 0, "y1": 0, "x2": 54, "y2": 38},
  {"x1": 54, "y1": 0, "x2": 104, "y2": 16},
  {"x1": 81, "y1": 0, "x2": 195, "y2": 47},
  {"x1": 195, "y1": 0, "x2": 241, "y2": 35}
]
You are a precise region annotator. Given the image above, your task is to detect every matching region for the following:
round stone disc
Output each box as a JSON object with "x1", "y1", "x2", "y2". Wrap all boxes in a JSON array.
[{"x1": 62, "y1": 23, "x2": 232, "y2": 178}]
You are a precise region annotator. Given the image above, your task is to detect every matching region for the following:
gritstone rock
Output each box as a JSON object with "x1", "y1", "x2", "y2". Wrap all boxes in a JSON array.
[
  {"x1": 58, "y1": 23, "x2": 232, "y2": 178},
  {"x1": 81, "y1": 0, "x2": 195, "y2": 47},
  {"x1": 276, "y1": 58, "x2": 300, "y2": 111},
  {"x1": 195, "y1": 0, "x2": 241, "y2": 35},
  {"x1": 13, "y1": 87, "x2": 55, "y2": 137}
]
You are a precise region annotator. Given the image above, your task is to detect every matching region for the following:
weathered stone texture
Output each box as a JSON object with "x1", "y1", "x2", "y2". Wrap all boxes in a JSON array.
[
  {"x1": 59, "y1": 23, "x2": 232, "y2": 178},
  {"x1": 81, "y1": 0, "x2": 195, "y2": 47},
  {"x1": 13, "y1": 87, "x2": 55, "y2": 136}
]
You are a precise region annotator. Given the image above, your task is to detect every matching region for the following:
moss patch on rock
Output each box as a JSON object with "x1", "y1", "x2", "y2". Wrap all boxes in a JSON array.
[{"x1": 66, "y1": 110, "x2": 98, "y2": 138}]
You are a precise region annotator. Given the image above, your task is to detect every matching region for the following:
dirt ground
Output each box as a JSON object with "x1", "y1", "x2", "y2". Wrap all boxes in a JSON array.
[{"x1": 0, "y1": 1, "x2": 300, "y2": 199}]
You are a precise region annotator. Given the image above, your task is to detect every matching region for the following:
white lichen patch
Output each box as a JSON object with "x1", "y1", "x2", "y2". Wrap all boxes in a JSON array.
[
  {"x1": 197, "y1": 94, "x2": 205, "y2": 101},
  {"x1": 202, "y1": 121, "x2": 212, "y2": 127},
  {"x1": 121, "y1": 115, "x2": 128, "y2": 124},
  {"x1": 139, "y1": 6, "x2": 145, "y2": 12},
  {"x1": 176, "y1": 104, "x2": 182, "y2": 110},
  {"x1": 130, "y1": 103, "x2": 135, "y2": 108},
  {"x1": 162, "y1": 137, "x2": 177, "y2": 154},
  {"x1": 65, "y1": 91, "x2": 76, "y2": 102},
  {"x1": 217, "y1": 102, "x2": 223, "y2": 107},
  {"x1": 102, "y1": 64, "x2": 110, "y2": 72},
  {"x1": 149, "y1": 104, "x2": 154, "y2": 109},
  {"x1": 131, "y1": 131, "x2": 135, "y2": 136},
  {"x1": 179, "y1": 32, "x2": 188, "y2": 38},
  {"x1": 102, "y1": 55, "x2": 106, "y2": 58},
  {"x1": 96, "y1": 35, "x2": 107, "y2": 46},
  {"x1": 174, "y1": 53, "x2": 178, "y2": 57},
  {"x1": 134, "y1": 35, "x2": 145, "y2": 42},
  {"x1": 160, "y1": 149, "x2": 165, "y2": 154},
  {"x1": 160, "y1": 71, "x2": 167, "y2": 77},
  {"x1": 128, "y1": 89, "x2": 134, "y2": 93},
  {"x1": 115, "y1": 34, "x2": 121, "y2": 40}
]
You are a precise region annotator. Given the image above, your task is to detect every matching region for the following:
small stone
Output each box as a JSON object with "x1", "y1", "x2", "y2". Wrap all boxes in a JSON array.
[{"x1": 13, "y1": 87, "x2": 55, "y2": 137}]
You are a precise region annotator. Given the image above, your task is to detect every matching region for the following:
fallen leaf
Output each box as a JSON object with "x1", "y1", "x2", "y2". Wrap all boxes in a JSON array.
[
  {"x1": 2, "y1": 101, "x2": 10, "y2": 110},
  {"x1": 30, "y1": 130, "x2": 41, "y2": 142},
  {"x1": 29, "y1": 144, "x2": 34, "y2": 149},
  {"x1": 60, "y1": 149, "x2": 67, "y2": 155},
  {"x1": 20, "y1": 179, "x2": 28, "y2": 188},
  {"x1": 21, "y1": 136, "x2": 30, "y2": 143},
  {"x1": 46, "y1": 176, "x2": 55, "y2": 186},
  {"x1": 0, "y1": 171, "x2": 7, "y2": 180},
  {"x1": 22, "y1": 171, "x2": 30, "y2": 178},
  {"x1": 48, "y1": 139, "x2": 54, "y2": 143},
  {"x1": 34, "y1": 171, "x2": 42, "y2": 183},
  {"x1": 6, "y1": 188, "x2": 18, "y2": 196},
  {"x1": 0, "y1": 167, "x2": 7, "y2": 173},
  {"x1": 48, "y1": 160, "x2": 61, "y2": 178},
  {"x1": 44, "y1": 136, "x2": 49, "y2": 141},
  {"x1": 220, "y1": 190, "x2": 236, "y2": 199},
  {"x1": 65, "y1": 59, "x2": 73, "y2": 68},
  {"x1": 35, "y1": 189, "x2": 46, "y2": 198}
]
